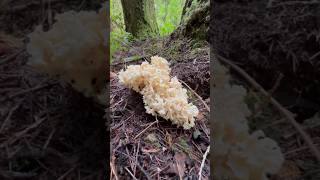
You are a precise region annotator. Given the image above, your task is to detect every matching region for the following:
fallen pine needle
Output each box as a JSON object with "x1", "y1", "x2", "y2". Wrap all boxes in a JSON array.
[
  {"x1": 125, "y1": 167, "x2": 138, "y2": 180},
  {"x1": 0, "y1": 100, "x2": 23, "y2": 133},
  {"x1": 198, "y1": 146, "x2": 210, "y2": 180},
  {"x1": 57, "y1": 166, "x2": 76, "y2": 180},
  {"x1": 134, "y1": 120, "x2": 158, "y2": 139},
  {"x1": 110, "y1": 156, "x2": 119, "y2": 180}
]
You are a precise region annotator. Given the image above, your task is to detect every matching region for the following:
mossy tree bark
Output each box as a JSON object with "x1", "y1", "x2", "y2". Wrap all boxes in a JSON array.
[
  {"x1": 121, "y1": 0, "x2": 159, "y2": 38},
  {"x1": 173, "y1": 0, "x2": 210, "y2": 41}
]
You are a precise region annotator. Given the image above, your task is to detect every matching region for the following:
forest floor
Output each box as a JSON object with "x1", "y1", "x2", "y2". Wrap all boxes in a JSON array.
[
  {"x1": 0, "y1": 0, "x2": 107, "y2": 179},
  {"x1": 110, "y1": 34, "x2": 320, "y2": 180},
  {"x1": 110, "y1": 37, "x2": 210, "y2": 179},
  {"x1": 213, "y1": 1, "x2": 320, "y2": 179}
]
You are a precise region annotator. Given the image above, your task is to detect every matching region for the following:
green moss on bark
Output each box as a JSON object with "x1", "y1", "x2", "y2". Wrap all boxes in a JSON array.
[
  {"x1": 173, "y1": 0, "x2": 209, "y2": 41},
  {"x1": 121, "y1": 0, "x2": 159, "y2": 38}
]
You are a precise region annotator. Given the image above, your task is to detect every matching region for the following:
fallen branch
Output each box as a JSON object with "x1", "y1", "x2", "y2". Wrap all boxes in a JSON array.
[
  {"x1": 217, "y1": 54, "x2": 320, "y2": 162},
  {"x1": 198, "y1": 145, "x2": 210, "y2": 180},
  {"x1": 180, "y1": 80, "x2": 210, "y2": 112},
  {"x1": 125, "y1": 167, "x2": 138, "y2": 180}
]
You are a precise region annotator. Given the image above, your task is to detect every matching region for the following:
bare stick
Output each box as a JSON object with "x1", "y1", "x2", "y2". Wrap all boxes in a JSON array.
[
  {"x1": 198, "y1": 146, "x2": 210, "y2": 180},
  {"x1": 1, "y1": 117, "x2": 47, "y2": 147},
  {"x1": 180, "y1": 80, "x2": 210, "y2": 112},
  {"x1": 110, "y1": 156, "x2": 119, "y2": 180},
  {"x1": 135, "y1": 162, "x2": 151, "y2": 180},
  {"x1": 125, "y1": 167, "x2": 138, "y2": 180},
  {"x1": 57, "y1": 166, "x2": 76, "y2": 180},
  {"x1": 0, "y1": 49, "x2": 24, "y2": 65},
  {"x1": 42, "y1": 128, "x2": 56, "y2": 150},
  {"x1": 9, "y1": 82, "x2": 57, "y2": 99},
  {"x1": 134, "y1": 120, "x2": 158, "y2": 139},
  {"x1": 0, "y1": 170, "x2": 37, "y2": 178},
  {"x1": 217, "y1": 54, "x2": 320, "y2": 162},
  {"x1": 134, "y1": 140, "x2": 140, "y2": 176},
  {"x1": 0, "y1": 100, "x2": 23, "y2": 133}
]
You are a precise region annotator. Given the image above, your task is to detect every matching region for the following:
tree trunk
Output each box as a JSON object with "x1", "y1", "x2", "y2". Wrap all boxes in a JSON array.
[
  {"x1": 181, "y1": 0, "x2": 193, "y2": 21},
  {"x1": 120, "y1": 0, "x2": 159, "y2": 38},
  {"x1": 173, "y1": 0, "x2": 210, "y2": 41}
]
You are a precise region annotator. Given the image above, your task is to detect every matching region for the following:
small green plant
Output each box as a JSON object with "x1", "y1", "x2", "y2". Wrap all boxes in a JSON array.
[
  {"x1": 155, "y1": 0, "x2": 185, "y2": 36},
  {"x1": 110, "y1": 0, "x2": 133, "y2": 61},
  {"x1": 110, "y1": 29, "x2": 132, "y2": 60}
]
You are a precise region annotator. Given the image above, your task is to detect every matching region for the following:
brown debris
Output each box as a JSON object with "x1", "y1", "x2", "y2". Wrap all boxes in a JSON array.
[
  {"x1": 110, "y1": 38, "x2": 210, "y2": 179},
  {"x1": 0, "y1": 1, "x2": 108, "y2": 179}
]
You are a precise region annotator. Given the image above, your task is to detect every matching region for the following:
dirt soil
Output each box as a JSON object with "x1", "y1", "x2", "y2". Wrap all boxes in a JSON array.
[{"x1": 110, "y1": 37, "x2": 210, "y2": 179}]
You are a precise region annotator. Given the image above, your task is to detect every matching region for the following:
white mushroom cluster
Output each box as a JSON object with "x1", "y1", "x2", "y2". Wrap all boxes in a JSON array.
[
  {"x1": 213, "y1": 60, "x2": 284, "y2": 180},
  {"x1": 118, "y1": 56, "x2": 199, "y2": 129},
  {"x1": 26, "y1": 3, "x2": 108, "y2": 104}
]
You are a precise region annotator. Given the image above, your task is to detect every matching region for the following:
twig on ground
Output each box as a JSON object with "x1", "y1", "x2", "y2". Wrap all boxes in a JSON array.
[
  {"x1": 199, "y1": 121, "x2": 210, "y2": 140},
  {"x1": 198, "y1": 146, "x2": 210, "y2": 180},
  {"x1": 261, "y1": 118, "x2": 286, "y2": 130},
  {"x1": 9, "y1": 81, "x2": 58, "y2": 99},
  {"x1": 111, "y1": 113, "x2": 134, "y2": 130},
  {"x1": 42, "y1": 128, "x2": 56, "y2": 150},
  {"x1": 134, "y1": 140, "x2": 140, "y2": 176},
  {"x1": 285, "y1": 145, "x2": 320, "y2": 156},
  {"x1": 0, "y1": 117, "x2": 46, "y2": 147},
  {"x1": 0, "y1": 49, "x2": 24, "y2": 65},
  {"x1": 180, "y1": 80, "x2": 210, "y2": 112},
  {"x1": 252, "y1": 73, "x2": 283, "y2": 118},
  {"x1": 150, "y1": 164, "x2": 170, "y2": 178},
  {"x1": 112, "y1": 55, "x2": 147, "y2": 66},
  {"x1": 110, "y1": 155, "x2": 119, "y2": 180},
  {"x1": 125, "y1": 167, "x2": 138, "y2": 180},
  {"x1": 0, "y1": 170, "x2": 37, "y2": 178},
  {"x1": 57, "y1": 166, "x2": 77, "y2": 180},
  {"x1": 36, "y1": 160, "x2": 56, "y2": 176},
  {"x1": 217, "y1": 54, "x2": 320, "y2": 162},
  {"x1": 135, "y1": 162, "x2": 152, "y2": 180},
  {"x1": 134, "y1": 120, "x2": 158, "y2": 139},
  {"x1": 0, "y1": 100, "x2": 23, "y2": 133}
]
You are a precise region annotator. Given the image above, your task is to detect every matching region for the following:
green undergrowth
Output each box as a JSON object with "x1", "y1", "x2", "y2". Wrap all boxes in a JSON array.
[
  {"x1": 110, "y1": 0, "x2": 185, "y2": 60},
  {"x1": 110, "y1": 0, "x2": 133, "y2": 61},
  {"x1": 155, "y1": 0, "x2": 185, "y2": 36}
]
